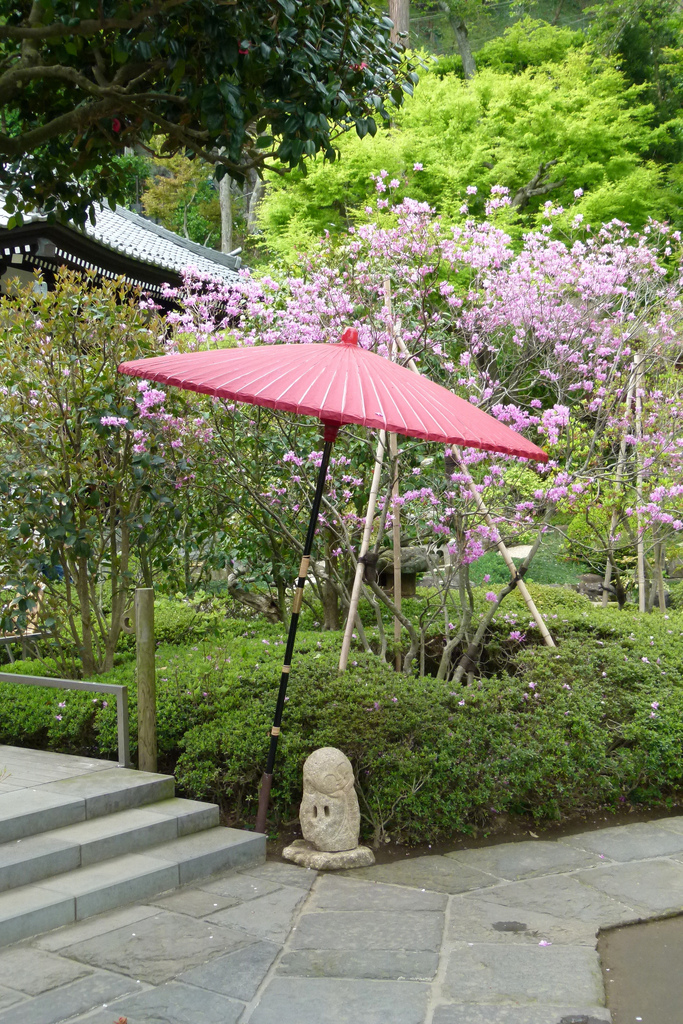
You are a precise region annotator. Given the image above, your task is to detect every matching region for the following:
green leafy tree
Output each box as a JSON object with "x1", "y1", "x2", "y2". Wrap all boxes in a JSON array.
[
  {"x1": 0, "y1": 0, "x2": 414, "y2": 226},
  {"x1": 0, "y1": 270, "x2": 192, "y2": 675},
  {"x1": 257, "y1": 31, "x2": 677, "y2": 259},
  {"x1": 142, "y1": 152, "x2": 220, "y2": 246}
]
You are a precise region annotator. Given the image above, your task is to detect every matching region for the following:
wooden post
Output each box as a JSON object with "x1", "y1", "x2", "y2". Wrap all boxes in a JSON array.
[
  {"x1": 339, "y1": 431, "x2": 387, "y2": 672},
  {"x1": 384, "y1": 277, "x2": 403, "y2": 670},
  {"x1": 135, "y1": 588, "x2": 157, "y2": 773},
  {"x1": 603, "y1": 362, "x2": 637, "y2": 606},
  {"x1": 634, "y1": 354, "x2": 647, "y2": 613}
]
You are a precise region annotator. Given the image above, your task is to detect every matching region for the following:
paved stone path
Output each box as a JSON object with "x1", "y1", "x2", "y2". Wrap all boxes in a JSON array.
[{"x1": 4, "y1": 815, "x2": 683, "y2": 1023}]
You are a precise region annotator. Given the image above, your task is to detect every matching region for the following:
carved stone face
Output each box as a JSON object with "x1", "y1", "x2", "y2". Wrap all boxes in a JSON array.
[{"x1": 299, "y1": 747, "x2": 360, "y2": 853}]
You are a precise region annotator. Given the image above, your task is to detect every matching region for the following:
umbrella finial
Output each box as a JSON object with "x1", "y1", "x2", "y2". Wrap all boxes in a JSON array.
[{"x1": 340, "y1": 327, "x2": 359, "y2": 346}]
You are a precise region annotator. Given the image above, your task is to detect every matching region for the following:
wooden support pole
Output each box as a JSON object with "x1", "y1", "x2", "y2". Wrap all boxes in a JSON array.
[
  {"x1": 135, "y1": 588, "x2": 157, "y2": 773},
  {"x1": 603, "y1": 363, "x2": 637, "y2": 606},
  {"x1": 384, "y1": 277, "x2": 403, "y2": 670},
  {"x1": 634, "y1": 354, "x2": 646, "y2": 613},
  {"x1": 339, "y1": 431, "x2": 387, "y2": 672}
]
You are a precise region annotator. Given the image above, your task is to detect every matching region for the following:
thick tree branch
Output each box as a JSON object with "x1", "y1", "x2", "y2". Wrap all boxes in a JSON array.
[{"x1": 511, "y1": 159, "x2": 566, "y2": 210}]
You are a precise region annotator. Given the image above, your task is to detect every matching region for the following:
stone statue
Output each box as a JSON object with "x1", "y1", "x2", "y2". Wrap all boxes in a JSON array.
[{"x1": 282, "y1": 747, "x2": 375, "y2": 870}]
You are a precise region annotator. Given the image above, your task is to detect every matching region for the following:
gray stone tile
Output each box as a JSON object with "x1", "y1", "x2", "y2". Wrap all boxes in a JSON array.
[
  {"x1": 0, "y1": 970, "x2": 139, "y2": 1024},
  {"x1": 653, "y1": 814, "x2": 683, "y2": 835},
  {"x1": 343, "y1": 855, "x2": 498, "y2": 894},
  {"x1": 241, "y1": 860, "x2": 317, "y2": 890},
  {"x1": 579, "y1": 859, "x2": 683, "y2": 913},
  {"x1": 0, "y1": 789, "x2": 84, "y2": 843},
  {"x1": 58, "y1": 910, "x2": 254, "y2": 984},
  {"x1": 0, "y1": 947, "x2": 92, "y2": 995},
  {"x1": 561, "y1": 822, "x2": 683, "y2": 862},
  {"x1": 81, "y1": 980, "x2": 245, "y2": 1024},
  {"x1": 35, "y1": 853, "x2": 179, "y2": 921},
  {"x1": 0, "y1": 987, "x2": 26, "y2": 1011},
  {"x1": 148, "y1": 886, "x2": 240, "y2": 917},
  {"x1": 144, "y1": 796, "x2": 220, "y2": 836},
  {"x1": 198, "y1": 873, "x2": 282, "y2": 902},
  {"x1": 432, "y1": 1006, "x2": 610, "y2": 1023},
  {"x1": 148, "y1": 827, "x2": 265, "y2": 884},
  {"x1": 278, "y1": 949, "x2": 439, "y2": 981},
  {"x1": 448, "y1": 895, "x2": 599, "y2": 946},
  {"x1": 309, "y1": 875, "x2": 447, "y2": 912},
  {"x1": 34, "y1": 904, "x2": 159, "y2": 951},
  {"x1": 248, "y1": 977, "x2": 428, "y2": 1024},
  {"x1": 40, "y1": 768, "x2": 174, "y2": 818},
  {"x1": 0, "y1": 833, "x2": 80, "y2": 891},
  {"x1": 466, "y1": 874, "x2": 637, "y2": 926},
  {"x1": 207, "y1": 884, "x2": 307, "y2": 943},
  {"x1": 442, "y1": 942, "x2": 604, "y2": 1006},
  {"x1": 49, "y1": 807, "x2": 178, "y2": 865},
  {"x1": 290, "y1": 910, "x2": 444, "y2": 951},
  {"x1": 178, "y1": 939, "x2": 279, "y2": 1000},
  {"x1": 446, "y1": 840, "x2": 600, "y2": 880},
  {"x1": 0, "y1": 886, "x2": 75, "y2": 947}
]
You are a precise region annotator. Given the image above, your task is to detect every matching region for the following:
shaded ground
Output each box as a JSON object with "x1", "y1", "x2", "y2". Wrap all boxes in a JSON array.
[{"x1": 599, "y1": 915, "x2": 683, "y2": 1024}]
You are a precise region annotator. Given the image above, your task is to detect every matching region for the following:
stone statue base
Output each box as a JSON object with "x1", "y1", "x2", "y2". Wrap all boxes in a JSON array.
[{"x1": 282, "y1": 839, "x2": 375, "y2": 871}]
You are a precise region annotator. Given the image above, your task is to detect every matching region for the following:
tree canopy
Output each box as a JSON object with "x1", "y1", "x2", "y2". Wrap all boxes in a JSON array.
[{"x1": 0, "y1": 0, "x2": 415, "y2": 226}]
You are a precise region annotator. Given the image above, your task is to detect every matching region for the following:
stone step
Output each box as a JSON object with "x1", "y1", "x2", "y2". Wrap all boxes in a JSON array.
[
  {"x1": 0, "y1": 767, "x2": 175, "y2": 843},
  {"x1": 0, "y1": 825, "x2": 265, "y2": 947},
  {"x1": 0, "y1": 797, "x2": 220, "y2": 892}
]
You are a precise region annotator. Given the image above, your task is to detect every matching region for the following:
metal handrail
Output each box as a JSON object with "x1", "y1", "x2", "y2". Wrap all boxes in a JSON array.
[{"x1": 0, "y1": 672, "x2": 131, "y2": 768}]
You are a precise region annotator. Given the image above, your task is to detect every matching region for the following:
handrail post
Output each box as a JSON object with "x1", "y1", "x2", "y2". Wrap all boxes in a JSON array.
[{"x1": 135, "y1": 588, "x2": 157, "y2": 773}]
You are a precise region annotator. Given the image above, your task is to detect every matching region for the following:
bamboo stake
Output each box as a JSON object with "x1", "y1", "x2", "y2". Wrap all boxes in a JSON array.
[
  {"x1": 384, "y1": 277, "x2": 403, "y2": 670},
  {"x1": 634, "y1": 354, "x2": 646, "y2": 613},
  {"x1": 393, "y1": 335, "x2": 555, "y2": 648},
  {"x1": 603, "y1": 362, "x2": 637, "y2": 606},
  {"x1": 338, "y1": 431, "x2": 387, "y2": 672}
]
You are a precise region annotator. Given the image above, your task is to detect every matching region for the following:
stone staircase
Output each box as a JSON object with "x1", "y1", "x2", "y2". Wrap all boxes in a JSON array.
[{"x1": 0, "y1": 767, "x2": 265, "y2": 947}]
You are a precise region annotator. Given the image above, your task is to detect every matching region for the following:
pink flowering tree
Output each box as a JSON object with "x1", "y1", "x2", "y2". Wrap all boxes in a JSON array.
[{"x1": 161, "y1": 181, "x2": 683, "y2": 675}]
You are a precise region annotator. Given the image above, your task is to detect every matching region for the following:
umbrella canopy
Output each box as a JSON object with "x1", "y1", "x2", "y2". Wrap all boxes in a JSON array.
[
  {"x1": 119, "y1": 328, "x2": 548, "y2": 835},
  {"x1": 119, "y1": 329, "x2": 548, "y2": 462}
]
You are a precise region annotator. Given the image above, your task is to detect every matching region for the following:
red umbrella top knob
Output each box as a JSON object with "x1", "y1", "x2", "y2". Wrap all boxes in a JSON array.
[{"x1": 340, "y1": 327, "x2": 359, "y2": 346}]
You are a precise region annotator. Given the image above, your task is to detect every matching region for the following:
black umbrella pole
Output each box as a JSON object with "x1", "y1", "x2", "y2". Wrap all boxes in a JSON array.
[{"x1": 255, "y1": 434, "x2": 336, "y2": 834}]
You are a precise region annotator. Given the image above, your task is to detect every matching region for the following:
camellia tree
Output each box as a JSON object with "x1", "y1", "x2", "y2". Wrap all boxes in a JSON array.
[
  {"x1": 0, "y1": 270, "x2": 208, "y2": 675},
  {"x1": 0, "y1": 0, "x2": 415, "y2": 226}
]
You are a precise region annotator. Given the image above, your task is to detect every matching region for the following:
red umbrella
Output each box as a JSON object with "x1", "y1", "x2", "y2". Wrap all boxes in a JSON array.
[{"x1": 119, "y1": 328, "x2": 547, "y2": 833}]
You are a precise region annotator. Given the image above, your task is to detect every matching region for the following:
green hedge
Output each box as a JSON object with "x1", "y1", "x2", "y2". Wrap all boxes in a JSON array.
[{"x1": 2, "y1": 588, "x2": 682, "y2": 842}]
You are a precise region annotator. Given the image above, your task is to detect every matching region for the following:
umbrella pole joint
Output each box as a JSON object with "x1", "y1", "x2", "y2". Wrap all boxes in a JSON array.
[{"x1": 254, "y1": 432, "x2": 336, "y2": 835}]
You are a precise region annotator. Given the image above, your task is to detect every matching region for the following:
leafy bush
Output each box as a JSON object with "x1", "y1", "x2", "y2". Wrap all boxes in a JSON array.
[{"x1": 4, "y1": 596, "x2": 683, "y2": 843}]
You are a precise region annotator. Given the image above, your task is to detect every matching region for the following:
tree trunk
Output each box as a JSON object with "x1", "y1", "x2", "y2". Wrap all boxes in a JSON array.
[
  {"x1": 322, "y1": 577, "x2": 340, "y2": 630},
  {"x1": 388, "y1": 0, "x2": 410, "y2": 44},
  {"x1": 447, "y1": 13, "x2": 476, "y2": 79},
  {"x1": 76, "y1": 556, "x2": 96, "y2": 676},
  {"x1": 246, "y1": 170, "x2": 264, "y2": 235},
  {"x1": 219, "y1": 172, "x2": 233, "y2": 253}
]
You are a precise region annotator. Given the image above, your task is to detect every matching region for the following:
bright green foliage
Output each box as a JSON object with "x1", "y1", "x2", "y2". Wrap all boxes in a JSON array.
[
  {"x1": 258, "y1": 37, "x2": 676, "y2": 258},
  {"x1": 4, "y1": 593, "x2": 683, "y2": 842},
  {"x1": 474, "y1": 16, "x2": 586, "y2": 73}
]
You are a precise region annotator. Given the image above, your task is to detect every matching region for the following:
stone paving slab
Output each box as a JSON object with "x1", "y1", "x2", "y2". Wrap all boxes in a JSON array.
[
  {"x1": 578, "y1": 858, "x2": 683, "y2": 913},
  {"x1": 149, "y1": 884, "x2": 240, "y2": 917},
  {"x1": 0, "y1": 789, "x2": 85, "y2": 842},
  {"x1": 277, "y1": 948, "x2": 440, "y2": 980},
  {"x1": 58, "y1": 909, "x2": 254, "y2": 984},
  {"x1": 309, "y1": 874, "x2": 448, "y2": 912},
  {"x1": 0, "y1": 832, "x2": 80, "y2": 891},
  {"x1": 289, "y1": 908, "x2": 444, "y2": 951},
  {"x1": 465, "y1": 874, "x2": 637, "y2": 927},
  {"x1": 78, "y1": 979, "x2": 246, "y2": 1024},
  {"x1": 0, "y1": 947, "x2": 93, "y2": 995},
  {"x1": 448, "y1": 894, "x2": 599, "y2": 946},
  {"x1": 240, "y1": 860, "x2": 318, "y2": 890},
  {"x1": 198, "y1": 872, "x2": 283, "y2": 902},
  {"x1": 245, "y1": 977, "x2": 429, "y2": 1024},
  {"x1": 206, "y1": 883, "x2": 308, "y2": 943},
  {"x1": 442, "y1": 942, "x2": 604, "y2": 1006},
  {"x1": 445, "y1": 839, "x2": 601, "y2": 880},
  {"x1": 0, "y1": 986, "x2": 27, "y2": 1011},
  {"x1": 561, "y1": 822, "x2": 683, "y2": 862},
  {"x1": 33, "y1": 903, "x2": 160, "y2": 952},
  {"x1": 0, "y1": 970, "x2": 141, "y2": 1024},
  {"x1": 432, "y1": 1006, "x2": 611, "y2": 1023},
  {"x1": 345, "y1": 854, "x2": 499, "y2": 893},
  {"x1": 177, "y1": 940, "x2": 280, "y2": 1000}
]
